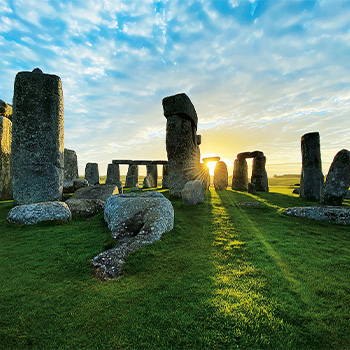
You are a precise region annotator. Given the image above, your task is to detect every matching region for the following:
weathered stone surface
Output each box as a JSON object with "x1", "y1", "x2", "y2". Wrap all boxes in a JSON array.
[
  {"x1": 321, "y1": 149, "x2": 350, "y2": 206},
  {"x1": 64, "y1": 149, "x2": 78, "y2": 182},
  {"x1": 63, "y1": 181, "x2": 74, "y2": 193},
  {"x1": 248, "y1": 182, "x2": 256, "y2": 194},
  {"x1": 7, "y1": 201, "x2": 71, "y2": 225},
  {"x1": 232, "y1": 158, "x2": 248, "y2": 191},
  {"x1": 143, "y1": 164, "x2": 157, "y2": 188},
  {"x1": 0, "y1": 116, "x2": 12, "y2": 200},
  {"x1": 73, "y1": 178, "x2": 88, "y2": 191},
  {"x1": 196, "y1": 134, "x2": 202, "y2": 145},
  {"x1": 284, "y1": 206, "x2": 350, "y2": 225},
  {"x1": 181, "y1": 180, "x2": 205, "y2": 205},
  {"x1": 161, "y1": 164, "x2": 169, "y2": 189},
  {"x1": 66, "y1": 198, "x2": 105, "y2": 217},
  {"x1": 68, "y1": 184, "x2": 119, "y2": 201},
  {"x1": 165, "y1": 115, "x2": 200, "y2": 197},
  {"x1": 66, "y1": 184, "x2": 119, "y2": 216},
  {"x1": 85, "y1": 163, "x2": 99, "y2": 185},
  {"x1": 125, "y1": 164, "x2": 138, "y2": 188},
  {"x1": 162, "y1": 93, "x2": 198, "y2": 128},
  {"x1": 251, "y1": 156, "x2": 269, "y2": 192},
  {"x1": 0, "y1": 99, "x2": 12, "y2": 120},
  {"x1": 92, "y1": 191, "x2": 174, "y2": 279},
  {"x1": 12, "y1": 68, "x2": 64, "y2": 205},
  {"x1": 214, "y1": 161, "x2": 228, "y2": 190},
  {"x1": 345, "y1": 190, "x2": 350, "y2": 199},
  {"x1": 300, "y1": 132, "x2": 323, "y2": 201},
  {"x1": 105, "y1": 163, "x2": 120, "y2": 185}
]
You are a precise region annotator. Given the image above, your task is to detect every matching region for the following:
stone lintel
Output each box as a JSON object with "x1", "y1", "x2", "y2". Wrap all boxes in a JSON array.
[
  {"x1": 237, "y1": 151, "x2": 264, "y2": 159},
  {"x1": 202, "y1": 156, "x2": 220, "y2": 163},
  {"x1": 162, "y1": 93, "x2": 198, "y2": 128},
  {"x1": 112, "y1": 160, "x2": 168, "y2": 165}
]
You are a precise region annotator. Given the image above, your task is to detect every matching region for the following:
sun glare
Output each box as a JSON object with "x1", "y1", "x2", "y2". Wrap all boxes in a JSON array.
[{"x1": 207, "y1": 161, "x2": 217, "y2": 176}]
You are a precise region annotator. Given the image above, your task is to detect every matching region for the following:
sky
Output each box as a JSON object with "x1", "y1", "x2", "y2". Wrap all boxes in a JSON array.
[{"x1": 1, "y1": 0, "x2": 349, "y2": 177}]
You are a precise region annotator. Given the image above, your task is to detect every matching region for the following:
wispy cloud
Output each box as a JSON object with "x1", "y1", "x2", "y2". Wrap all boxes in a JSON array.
[{"x1": 0, "y1": 0, "x2": 349, "y2": 176}]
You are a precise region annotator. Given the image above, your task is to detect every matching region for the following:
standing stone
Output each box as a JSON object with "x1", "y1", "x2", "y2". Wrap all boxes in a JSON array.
[
  {"x1": 105, "y1": 163, "x2": 120, "y2": 185},
  {"x1": 214, "y1": 161, "x2": 228, "y2": 190},
  {"x1": 162, "y1": 164, "x2": 169, "y2": 189},
  {"x1": 163, "y1": 93, "x2": 201, "y2": 197},
  {"x1": 143, "y1": 163, "x2": 157, "y2": 188},
  {"x1": 232, "y1": 158, "x2": 248, "y2": 191},
  {"x1": 251, "y1": 156, "x2": 269, "y2": 192},
  {"x1": 12, "y1": 68, "x2": 64, "y2": 204},
  {"x1": 125, "y1": 164, "x2": 138, "y2": 188},
  {"x1": 0, "y1": 99, "x2": 12, "y2": 121},
  {"x1": 85, "y1": 163, "x2": 99, "y2": 186},
  {"x1": 0, "y1": 116, "x2": 12, "y2": 200},
  {"x1": 321, "y1": 149, "x2": 350, "y2": 206},
  {"x1": 64, "y1": 148, "x2": 78, "y2": 182},
  {"x1": 300, "y1": 132, "x2": 323, "y2": 201}
]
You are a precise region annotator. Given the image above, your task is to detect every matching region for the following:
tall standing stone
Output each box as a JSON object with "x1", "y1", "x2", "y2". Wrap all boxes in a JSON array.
[
  {"x1": 143, "y1": 163, "x2": 157, "y2": 188},
  {"x1": 64, "y1": 148, "x2": 78, "y2": 182},
  {"x1": 300, "y1": 132, "x2": 323, "y2": 201},
  {"x1": 251, "y1": 156, "x2": 269, "y2": 192},
  {"x1": 0, "y1": 116, "x2": 12, "y2": 200},
  {"x1": 162, "y1": 164, "x2": 169, "y2": 189},
  {"x1": 232, "y1": 158, "x2": 248, "y2": 191},
  {"x1": 321, "y1": 149, "x2": 350, "y2": 206},
  {"x1": 106, "y1": 163, "x2": 120, "y2": 185},
  {"x1": 163, "y1": 93, "x2": 200, "y2": 197},
  {"x1": 214, "y1": 161, "x2": 228, "y2": 190},
  {"x1": 85, "y1": 163, "x2": 99, "y2": 186},
  {"x1": 125, "y1": 164, "x2": 138, "y2": 188},
  {"x1": 12, "y1": 68, "x2": 64, "y2": 204}
]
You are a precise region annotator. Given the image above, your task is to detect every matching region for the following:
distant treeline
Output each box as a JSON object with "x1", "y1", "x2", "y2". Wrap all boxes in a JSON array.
[{"x1": 273, "y1": 174, "x2": 300, "y2": 178}]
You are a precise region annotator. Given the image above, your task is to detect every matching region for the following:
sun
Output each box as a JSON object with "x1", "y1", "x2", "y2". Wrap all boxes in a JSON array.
[{"x1": 207, "y1": 161, "x2": 217, "y2": 176}]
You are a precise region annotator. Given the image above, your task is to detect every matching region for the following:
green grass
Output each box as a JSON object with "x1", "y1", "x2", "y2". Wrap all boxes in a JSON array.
[{"x1": 0, "y1": 183, "x2": 349, "y2": 349}]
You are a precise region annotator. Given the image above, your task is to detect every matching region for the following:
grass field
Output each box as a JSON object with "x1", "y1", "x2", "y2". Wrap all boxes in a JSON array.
[{"x1": 0, "y1": 179, "x2": 349, "y2": 349}]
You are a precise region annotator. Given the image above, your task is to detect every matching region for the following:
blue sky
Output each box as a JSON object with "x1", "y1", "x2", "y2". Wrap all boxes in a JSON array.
[{"x1": 1, "y1": 0, "x2": 349, "y2": 176}]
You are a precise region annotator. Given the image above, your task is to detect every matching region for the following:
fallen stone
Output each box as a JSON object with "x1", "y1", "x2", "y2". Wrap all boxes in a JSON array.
[
  {"x1": 284, "y1": 206, "x2": 350, "y2": 225},
  {"x1": 66, "y1": 198, "x2": 105, "y2": 217},
  {"x1": 63, "y1": 181, "x2": 74, "y2": 193},
  {"x1": 181, "y1": 180, "x2": 204, "y2": 205},
  {"x1": 7, "y1": 201, "x2": 71, "y2": 225},
  {"x1": 73, "y1": 178, "x2": 89, "y2": 191},
  {"x1": 66, "y1": 184, "x2": 119, "y2": 217},
  {"x1": 321, "y1": 149, "x2": 350, "y2": 206},
  {"x1": 236, "y1": 202, "x2": 261, "y2": 207},
  {"x1": 92, "y1": 191, "x2": 174, "y2": 279}
]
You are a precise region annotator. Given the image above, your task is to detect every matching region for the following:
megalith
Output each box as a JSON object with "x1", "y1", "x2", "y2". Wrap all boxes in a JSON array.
[
  {"x1": 64, "y1": 148, "x2": 78, "y2": 182},
  {"x1": 125, "y1": 164, "x2": 138, "y2": 188},
  {"x1": 105, "y1": 163, "x2": 120, "y2": 185},
  {"x1": 232, "y1": 158, "x2": 248, "y2": 191},
  {"x1": 12, "y1": 68, "x2": 64, "y2": 204},
  {"x1": 0, "y1": 116, "x2": 12, "y2": 200},
  {"x1": 162, "y1": 164, "x2": 169, "y2": 189},
  {"x1": 85, "y1": 163, "x2": 99, "y2": 186},
  {"x1": 163, "y1": 93, "x2": 201, "y2": 197},
  {"x1": 143, "y1": 163, "x2": 157, "y2": 188},
  {"x1": 214, "y1": 161, "x2": 228, "y2": 190},
  {"x1": 251, "y1": 156, "x2": 269, "y2": 192},
  {"x1": 320, "y1": 149, "x2": 350, "y2": 206},
  {"x1": 300, "y1": 132, "x2": 323, "y2": 201}
]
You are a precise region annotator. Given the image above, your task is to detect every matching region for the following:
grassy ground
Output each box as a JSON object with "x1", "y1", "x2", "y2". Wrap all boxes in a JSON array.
[{"x1": 0, "y1": 182, "x2": 349, "y2": 349}]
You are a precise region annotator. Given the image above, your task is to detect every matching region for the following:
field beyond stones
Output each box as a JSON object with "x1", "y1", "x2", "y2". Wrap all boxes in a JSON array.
[{"x1": 0, "y1": 178, "x2": 349, "y2": 349}]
